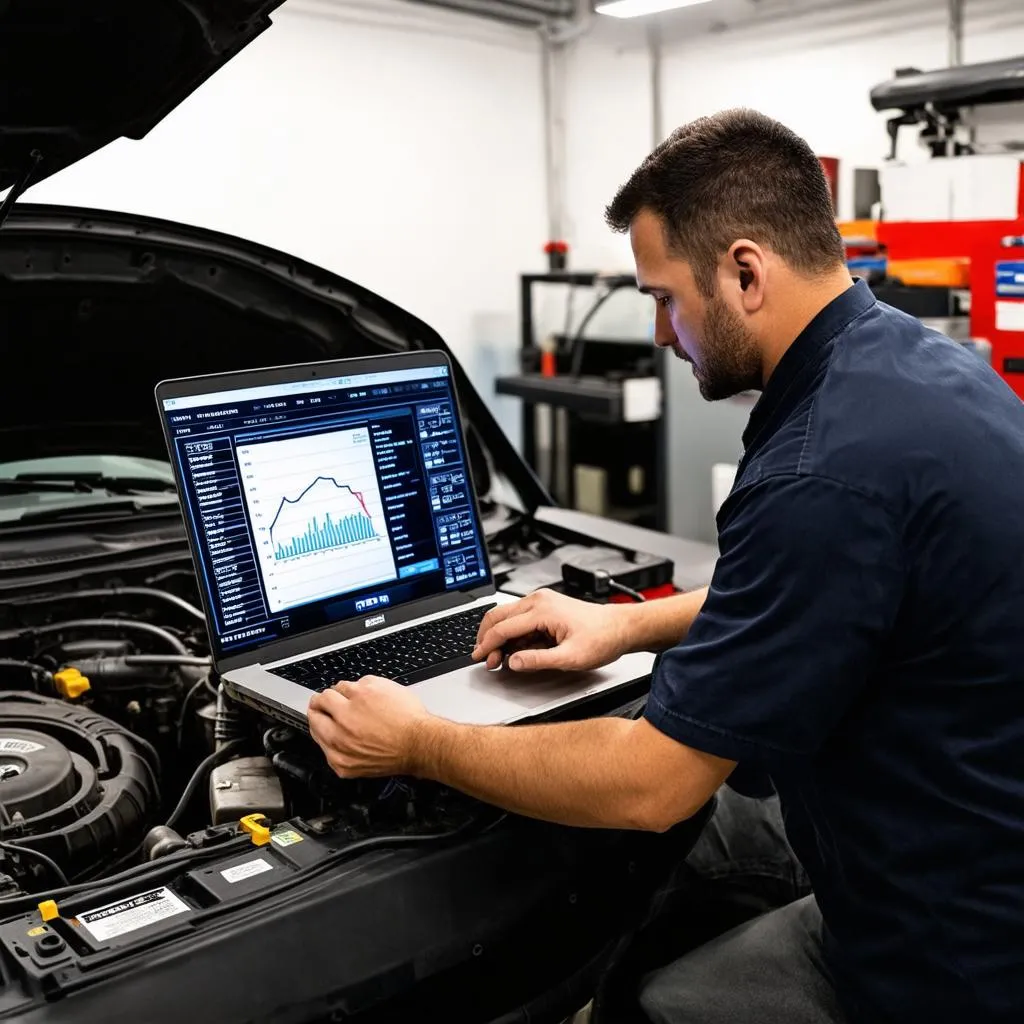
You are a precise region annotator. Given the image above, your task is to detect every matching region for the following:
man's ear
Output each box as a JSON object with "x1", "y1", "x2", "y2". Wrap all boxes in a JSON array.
[{"x1": 722, "y1": 240, "x2": 766, "y2": 312}]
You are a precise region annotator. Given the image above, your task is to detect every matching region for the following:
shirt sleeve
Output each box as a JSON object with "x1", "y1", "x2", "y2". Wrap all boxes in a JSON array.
[{"x1": 646, "y1": 473, "x2": 904, "y2": 766}]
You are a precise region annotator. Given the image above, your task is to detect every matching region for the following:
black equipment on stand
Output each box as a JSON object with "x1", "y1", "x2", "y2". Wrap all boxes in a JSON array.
[{"x1": 496, "y1": 271, "x2": 667, "y2": 531}]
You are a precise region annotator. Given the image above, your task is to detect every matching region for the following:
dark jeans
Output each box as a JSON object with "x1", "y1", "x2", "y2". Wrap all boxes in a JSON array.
[{"x1": 635, "y1": 787, "x2": 846, "y2": 1024}]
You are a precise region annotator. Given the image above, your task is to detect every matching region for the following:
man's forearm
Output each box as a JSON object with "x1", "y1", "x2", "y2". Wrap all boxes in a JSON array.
[
  {"x1": 620, "y1": 586, "x2": 708, "y2": 653},
  {"x1": 411, "y1": 715, "x2": 673, "y2": 831}
]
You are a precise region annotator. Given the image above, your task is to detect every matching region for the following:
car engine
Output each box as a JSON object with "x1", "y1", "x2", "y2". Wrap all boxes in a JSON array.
[{"x1": 0, "y1": 574, "x2": 477, "y2": 899}]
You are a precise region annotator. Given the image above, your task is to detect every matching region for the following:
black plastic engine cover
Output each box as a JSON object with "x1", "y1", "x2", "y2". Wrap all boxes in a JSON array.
[{"x1": 0, "y1": 694, "x2": 160, "y2": 883}]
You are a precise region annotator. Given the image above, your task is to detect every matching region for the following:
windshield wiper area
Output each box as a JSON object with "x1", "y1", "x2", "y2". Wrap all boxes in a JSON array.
[
  {"x1": 7, "y1": 473, "x2": 178, "y2": 496},
  {"x1": 0, "y1": 479, "x2": 84, "y2": 494},
  {"x1": 14, "y1": 497, "x2": 181, "y2": 526}
]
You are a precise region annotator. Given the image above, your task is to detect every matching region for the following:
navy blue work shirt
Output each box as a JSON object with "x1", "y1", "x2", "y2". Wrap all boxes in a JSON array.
[{"x1": 647, "y1": 280, "x2": 1024, "y2": 1023}]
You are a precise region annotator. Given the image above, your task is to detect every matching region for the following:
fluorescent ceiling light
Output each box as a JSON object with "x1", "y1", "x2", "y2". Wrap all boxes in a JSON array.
[{"x1": 596, "y1": 0, "x2": 715, "y2": 17}]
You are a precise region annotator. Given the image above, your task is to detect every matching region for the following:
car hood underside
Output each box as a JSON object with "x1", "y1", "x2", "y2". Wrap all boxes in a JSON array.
[{"x1": 0, "y1": 204, "x2": 542, "y2": 510}]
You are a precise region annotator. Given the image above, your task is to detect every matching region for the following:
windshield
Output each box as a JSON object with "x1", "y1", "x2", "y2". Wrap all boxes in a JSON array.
[{"x1": 0, "y1": 455, "x2": 178, "y2": 526}]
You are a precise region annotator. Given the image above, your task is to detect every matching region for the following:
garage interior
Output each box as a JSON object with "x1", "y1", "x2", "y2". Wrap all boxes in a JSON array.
[{"x1": 1, "y1": 0, "x2": 1024, "y2": 1022}]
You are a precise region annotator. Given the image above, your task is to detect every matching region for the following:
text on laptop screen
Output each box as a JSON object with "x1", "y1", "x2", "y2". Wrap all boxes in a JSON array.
[{"x1": 161, "y1": 364, "x2": 489, "y2": 658}]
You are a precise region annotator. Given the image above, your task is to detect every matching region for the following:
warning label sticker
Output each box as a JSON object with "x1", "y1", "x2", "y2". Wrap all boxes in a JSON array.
[
  {"x1": 271, "y1": 829, "x2": 304, "y2": 847},
  {"x1": 77, "y1": 887, "x2": 190, "y2": 942},
  {"x1": 221, "y1": 858, "x2": 273, "y2": 884}
]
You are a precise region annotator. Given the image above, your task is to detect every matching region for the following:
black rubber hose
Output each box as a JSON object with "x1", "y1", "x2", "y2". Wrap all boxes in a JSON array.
[
  {"x1": 164, "y1": 739, "x2": 247, "y2": 831},
  {"x1": 176, "y1": 676, "x2": 213, "y2": 748},
  {"x1": 4, "y1": 618, "x2": 190, "y2": 655},
  {"x1": 0, "y1": 841, "x2": 70, "y2": 888},
  {"x1": 8, "y1": 587, "x2": 205, "y2": 622},
  {"x1": 0, "y1": 658, "x2": 51, "y2": 690},
  {"x1": 120, "y1": 655, "x2": 211, "y2": 667},
  {"x1": 569, "y1": 288, "x2": 617, "y2": 377}
]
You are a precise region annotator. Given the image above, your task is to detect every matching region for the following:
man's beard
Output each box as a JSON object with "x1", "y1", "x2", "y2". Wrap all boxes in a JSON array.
[{"x1": 690, "y1": 293, "x2": 762, "y2": 401}]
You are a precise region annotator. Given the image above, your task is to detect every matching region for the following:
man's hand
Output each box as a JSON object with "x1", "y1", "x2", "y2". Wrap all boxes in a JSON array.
[
  {"x1": 308, "y1": 676, "x2": 432, "y2": 778},
  {"x1": 473, "y1": 589, "x2": 632, "y2": 673}
]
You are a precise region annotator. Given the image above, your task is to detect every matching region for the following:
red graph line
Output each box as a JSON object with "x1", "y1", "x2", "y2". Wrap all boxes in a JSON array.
[{"x1": 269, "y1": 476, "x2": 372, "y2": 541}]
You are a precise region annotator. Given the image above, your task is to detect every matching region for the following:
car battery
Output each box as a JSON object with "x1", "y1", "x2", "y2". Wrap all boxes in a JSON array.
[{"x1": 0, "y1": 808, "x2": 710, "y2": 1024}]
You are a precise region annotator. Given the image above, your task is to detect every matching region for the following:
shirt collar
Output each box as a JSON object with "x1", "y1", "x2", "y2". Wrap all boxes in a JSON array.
[{"x1": 742, "y1": 279, "x2": 876, "y2": 452}]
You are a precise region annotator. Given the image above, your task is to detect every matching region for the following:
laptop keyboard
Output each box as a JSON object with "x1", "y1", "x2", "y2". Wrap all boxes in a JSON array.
[{"x1": 272, "y1": 604, "x2": 496, "y2": 691}]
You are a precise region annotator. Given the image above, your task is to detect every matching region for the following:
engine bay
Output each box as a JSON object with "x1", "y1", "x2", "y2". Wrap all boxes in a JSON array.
[
  {"x1": 0, "y1": 209, "x2": 712, "y2": 1021},
  {"x1": 0, "y1": 516, "x2": 706, "y2": 1024},
  {"x1": 0, "y1": 558, "x2": 513, "y2": 903}
]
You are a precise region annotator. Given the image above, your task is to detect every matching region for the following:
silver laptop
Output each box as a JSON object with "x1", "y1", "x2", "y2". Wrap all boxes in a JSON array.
[{"x1": 155, "y1": 351, "x2": 654, "y2": 730}]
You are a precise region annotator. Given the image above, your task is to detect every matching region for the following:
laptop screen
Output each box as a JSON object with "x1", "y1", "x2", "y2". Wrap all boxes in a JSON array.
[{"x1": 160, "y1": 360, "x2": 490, "y2": 659}]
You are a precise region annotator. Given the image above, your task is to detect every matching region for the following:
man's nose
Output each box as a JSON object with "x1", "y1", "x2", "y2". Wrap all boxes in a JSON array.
[{"x1": 653, "y1": 304, "x2": 676, "y2": 347}]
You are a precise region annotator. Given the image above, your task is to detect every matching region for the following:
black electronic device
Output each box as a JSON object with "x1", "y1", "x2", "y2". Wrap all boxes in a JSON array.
[{"x1": 561, "y1": 550, "x2": 674, "y2": 602}]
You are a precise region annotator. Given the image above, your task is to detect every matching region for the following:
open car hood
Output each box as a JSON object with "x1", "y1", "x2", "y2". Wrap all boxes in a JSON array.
[
  {"x1": 0, "y1": 204, "x2": 548, "y2": 513},
  {"x1": 0, "y1": 0, "x2": 285, "y2": 193},
  {"x1": 0, "y1": 1, "x2": 547, "y2": 515}
]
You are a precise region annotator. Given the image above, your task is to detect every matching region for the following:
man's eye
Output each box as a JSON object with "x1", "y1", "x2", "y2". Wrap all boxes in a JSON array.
[{"x1": 656, "y1": 296, "x2": 672, "y2": 308}]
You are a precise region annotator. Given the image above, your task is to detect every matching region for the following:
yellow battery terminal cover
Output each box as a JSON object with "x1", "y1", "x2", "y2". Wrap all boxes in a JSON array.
[
  {"x1": 53, "y1": 668, "x2": 91, "y2": 700},
  {"x1": 239, "y1": 814, "x2": 271, "y2": 846},
  {"x1": 37, "y1": 900, "x2": 59, "y2": 922}
]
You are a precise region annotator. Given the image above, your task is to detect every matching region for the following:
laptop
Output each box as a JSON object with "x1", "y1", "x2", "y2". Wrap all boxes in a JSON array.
[{"x1": 155, "y1": 351, "x2": 655, "y2": 730}]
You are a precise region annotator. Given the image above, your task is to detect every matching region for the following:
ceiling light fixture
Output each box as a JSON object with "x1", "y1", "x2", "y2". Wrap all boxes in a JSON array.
[{"x1": 595, "y1": 0, "x2": 715, "y2": 18}]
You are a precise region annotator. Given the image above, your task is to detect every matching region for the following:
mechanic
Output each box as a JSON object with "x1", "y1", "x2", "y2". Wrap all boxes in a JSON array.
[{"x1": 308, "y1": 109, "x2": 1024, "y2": 1024}]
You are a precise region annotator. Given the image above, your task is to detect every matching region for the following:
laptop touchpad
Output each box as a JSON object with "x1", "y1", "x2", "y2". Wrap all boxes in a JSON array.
[{"x1": 411, "y1": 663, "x2": 607, "y2": 724}]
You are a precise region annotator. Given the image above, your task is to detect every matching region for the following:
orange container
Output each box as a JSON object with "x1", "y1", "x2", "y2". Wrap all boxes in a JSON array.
[
  {"x1": 837, "y1": 220, "x2": 879, "y2": 244},
  {"x1": 886, "y1": 257, "x2": 971, "y2": 288}
]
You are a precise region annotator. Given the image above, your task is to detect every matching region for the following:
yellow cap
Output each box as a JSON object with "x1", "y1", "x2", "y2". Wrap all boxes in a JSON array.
[
  {"x1": 239, "y1": 814, "x2": 270, "y2": 846},
  {"x1": 37, "y1": 900, "x2": 59, "y2": 922},
  {"x1": 53, "y1": 668, "x2": 91, "y2": 700}
]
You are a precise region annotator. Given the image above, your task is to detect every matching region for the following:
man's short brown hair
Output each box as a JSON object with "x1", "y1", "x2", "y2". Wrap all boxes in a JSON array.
[{"x1": 606, "y1": 109, "x2": 846, "y2": 295}]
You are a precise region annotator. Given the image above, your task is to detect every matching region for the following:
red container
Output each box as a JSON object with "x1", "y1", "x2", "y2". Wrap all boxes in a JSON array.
[{"x1": 819, "y1": 156, "x2": 840, "y2": 213}]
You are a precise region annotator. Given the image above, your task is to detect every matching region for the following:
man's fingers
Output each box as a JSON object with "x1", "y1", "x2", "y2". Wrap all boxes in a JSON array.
[
  {"x1": 474, "y1": 599, "x2": 529, "y2": 652},
  {"x1": 474, "y1": 609, "x2": 546, "y2": 660},
  {"x1": 330, "y1": 680, "x2": 357, "y2": 699},
  {"x1": 307, "y1": 705, "x2": 334, "y2": 747},
  {"x1": 506, "y1": 644, "x2": 577, "y2": 673}
]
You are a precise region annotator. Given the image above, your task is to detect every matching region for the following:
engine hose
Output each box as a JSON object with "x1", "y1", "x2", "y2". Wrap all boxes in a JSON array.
[
  {"x1": 9, "y1": 587, "x2": 205, "y2": 623},
  {"x1": 0, "y1": 841, "x2": 69, "y2": 887},
  {"x1": 164, "y1": 739, "x2": 247, "y2": 831},
  {"x1": 120, "y1": 655, "x2": 211, "y2": 668},
  {"x1": 176, "y1": 676, "x2": 215, "y2": 748},
  {"x1": 3, "y1": 618, "x2": 190, "y2": 655},
  {"x1": 0, "y1": 658, "x2": 51, "y2": 692},
  {"x1": 214, "y1": 684, "x2": 244, "y2": 748}
]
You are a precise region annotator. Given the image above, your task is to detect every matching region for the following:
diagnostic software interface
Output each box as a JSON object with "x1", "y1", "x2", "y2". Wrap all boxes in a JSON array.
[{"x1": 161, "y1": 363, "x2": 489, "y2": 658}]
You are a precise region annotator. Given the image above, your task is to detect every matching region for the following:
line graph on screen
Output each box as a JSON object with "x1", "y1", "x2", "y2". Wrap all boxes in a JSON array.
[{"x1": 237, "y1": 428, "x2": 396, "y2": 612}]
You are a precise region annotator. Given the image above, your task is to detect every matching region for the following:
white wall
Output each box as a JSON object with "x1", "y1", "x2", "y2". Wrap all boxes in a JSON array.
[
  {"x1": 24, "y1": 0, "x2": 548, "y2": 442},
  {"x1": 563, "y1": 35, "x2": 652, "y2": 274},
  {"x1": 564, "y1": 0, "x2": 1024, "y2": 263}
]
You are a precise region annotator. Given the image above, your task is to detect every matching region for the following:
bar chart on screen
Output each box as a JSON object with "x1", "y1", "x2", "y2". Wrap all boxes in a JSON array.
[{"x1": 237, "y1": 428, "x2": 397, "y2": 613}]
